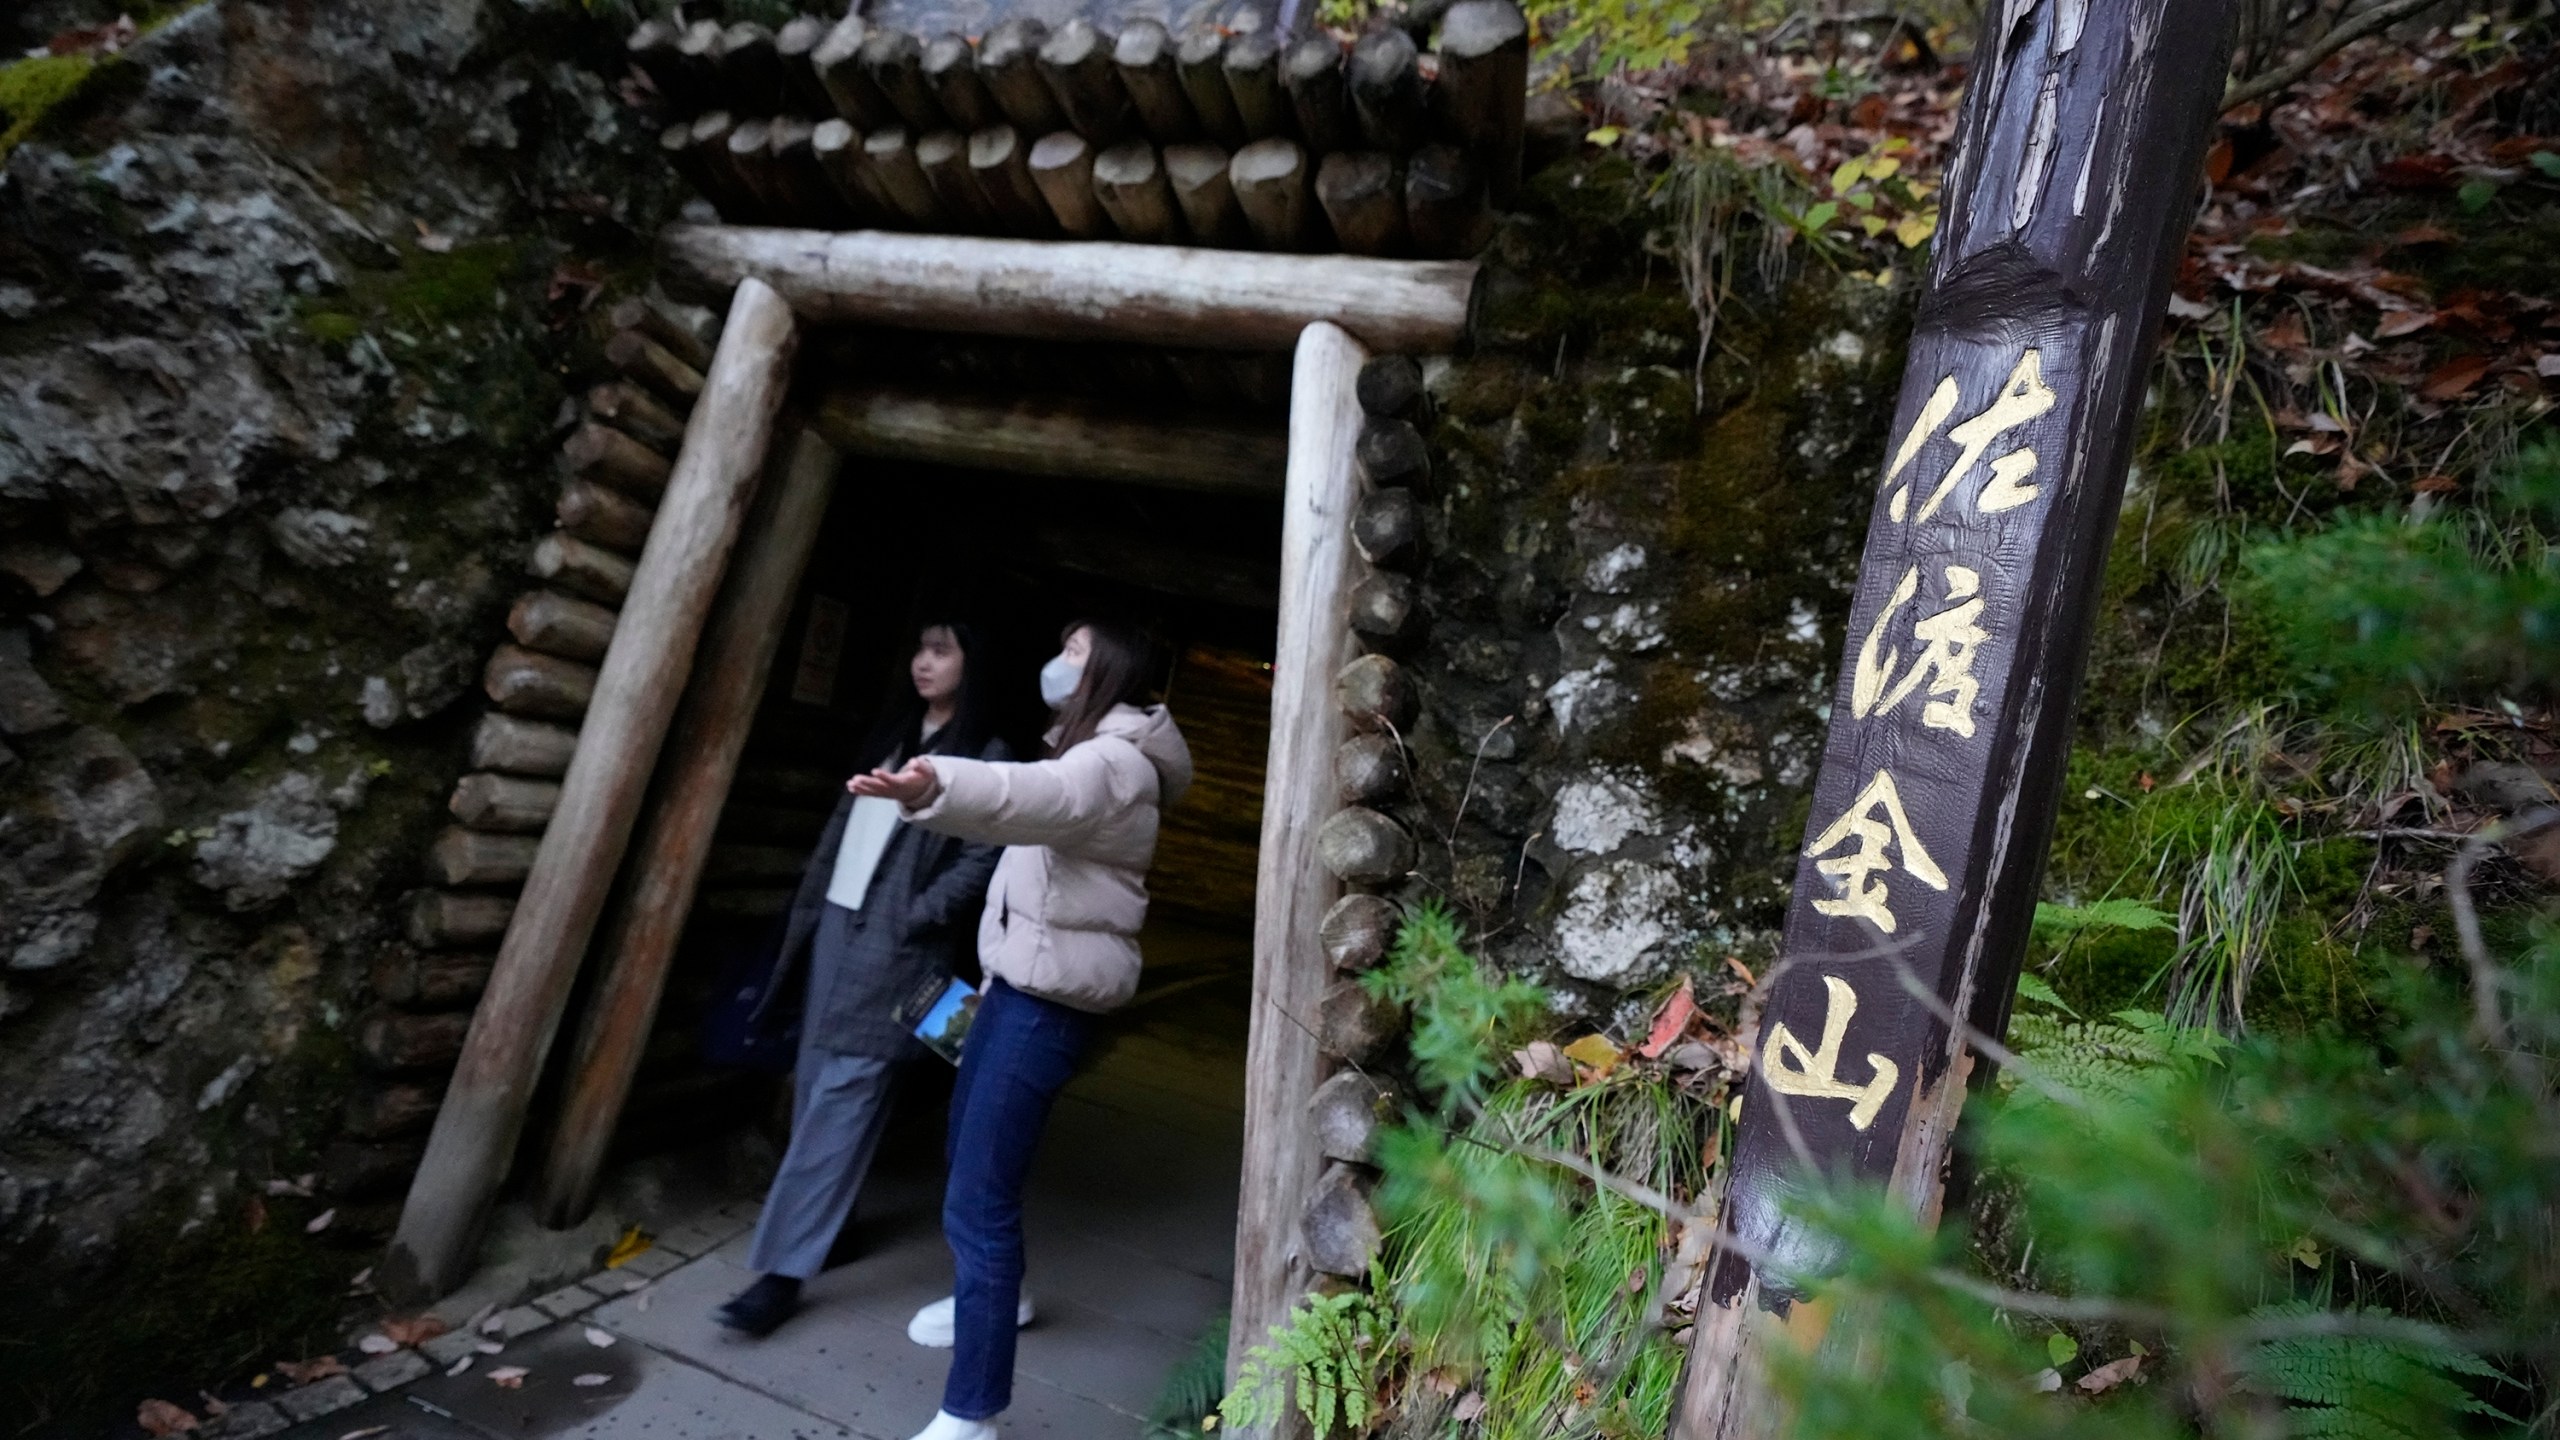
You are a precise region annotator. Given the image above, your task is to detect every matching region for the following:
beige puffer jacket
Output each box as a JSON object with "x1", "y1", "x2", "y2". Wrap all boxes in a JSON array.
[{"x1": 902, "y1": 703, "x2": 1193, "y2": 1012}]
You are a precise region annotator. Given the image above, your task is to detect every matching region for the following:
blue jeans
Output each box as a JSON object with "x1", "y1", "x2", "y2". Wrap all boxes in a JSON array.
[{"x1": 940, "y1": 978, "x2": 1092, "y2": 1420}]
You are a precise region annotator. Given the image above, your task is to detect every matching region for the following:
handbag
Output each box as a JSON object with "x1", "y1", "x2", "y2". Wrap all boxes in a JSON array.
[{"x1": 698, "y1": 921, "x2": 802, "y2": 1073}]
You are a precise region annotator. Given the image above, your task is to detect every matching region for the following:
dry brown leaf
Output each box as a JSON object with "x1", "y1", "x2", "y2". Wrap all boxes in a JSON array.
[
  {"x1": 2262, "y1": 311, "x2": 2310, "y2": 351},
  {"x1": 2413, "y1": 473, "x2": 2462, "y2": 494},
  {"x1": 137, "y1": 1399, "x2": 200, "y2": 1435},
  {"x1": 1640, "y1": 977, "x2": 1698, "y2": 1058},
  {"x1": 2419, "y1": 354, "x2": 2492, "y2": 401},
  {"x1": 274, "y1": 1356, "x2": 347, "y2": 1386},
  {"x1": 2077, "y1": 1354, "x2": 2144, "y2": 1393},
  {"x1": 2377, "y1": 308, "x2": 2435, "y2": 338},
  {"x1": 1513, "y1": 1041, "x2": 1574, "y2": 1085},
  {"x1": 379, "y1": 1314, "x2": 450, "y2": 1347}
]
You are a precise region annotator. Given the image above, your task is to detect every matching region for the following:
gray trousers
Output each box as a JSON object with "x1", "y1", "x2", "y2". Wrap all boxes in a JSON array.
[{"x1": 746, "y1": 1045, "x2": 899, "y2": 1279}]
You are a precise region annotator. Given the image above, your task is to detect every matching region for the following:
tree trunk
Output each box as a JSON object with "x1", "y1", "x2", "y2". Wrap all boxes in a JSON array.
[{"x1": 1675, "y1": 0, "x2": 2238, "y2": 1432}]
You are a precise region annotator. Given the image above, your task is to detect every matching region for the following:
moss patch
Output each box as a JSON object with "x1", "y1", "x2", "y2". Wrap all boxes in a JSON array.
[{"x1": 0, "y1": 53, "x2": 98, "y2": 158}]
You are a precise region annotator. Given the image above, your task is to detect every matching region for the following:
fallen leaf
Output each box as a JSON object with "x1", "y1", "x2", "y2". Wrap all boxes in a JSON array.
[
  {"x1": 2288, "y1": 1233, "x2": 2326, "y2": 1268},
  {"x1": 2537, "y1": 354, "x2": 2560, "y2": 378},
  {"x1": 2165, "y1": 293, "x2": 2212, "y2": 320},
  {"x1": 2077, "y1": 1355, "x2": 2144, "y2": 1393},
  {"x1": 1640, "y1": 977, "x2": 1698, "y2": 1058},
  {"x1": 1452, "y1": 1392, "x2": 1487, "y2": 1422},
  {"x1": 137, "y1": 1399, "x2": 200, "y2": 1435},
  {"x1": 2419, "y1": 354, "x2": 2492, "y2": 401},
  {"x1": 2261, "y1": 310, "x2": 2309, "y2": 350},
  {"x1": 1513, "y1": 1041, "x2": 1574, "y2": 1085},
  {"x1": 1561, "y1": 1033, "x2": 1622, "y2": 1078},
  {"x1": 357, "y1": 1334, "x2": 400, "y2": 1355},
  {"x1": 474, "y1": 1339, "x2": 505, "y2": 1355},
  {"x1": 584, "y1": 1326, "x2": 616, "y2": 1348},
  {"x1": 574, "y1": 1373, "x2": 613, "y2": 1387},
  {"x1": 2376, "y1": 308, "x2": 2435, "y2": 338},
  {"x1": 263, "y1": 1176, "x2": 314, "y2": 1198},
  {"x1": 2391, "y1": 222, "x2": 2458, "y2": 247},
  {"x1": 275, "y1": 1356, "x2": 347, "y2": 1386},
  {"x1": 2031, "y1": 1367, "x2": 2064, "y2": 1393},
  {"x1": 604, "y1": 1227, "x2": 655, "y2": 1269},
  {"x1": 489, "y1": 1365, "x2": 530, "y2": 1389},
  {"x1": 2376, "y1": 153, "x2": 2455, "y2": 189},
  {"x1": 2203, "y1": 136, "x2": 2234, "y2": 186},
  {"x1": 379, "y1": 1314, "x2": 449, "y2": 1347},
  {"x1": 446, "y1": 1355, "x2": 475, "y2": 1377},
  {"x1": 2286, "y1": 436, "x2": 2341, "y2": 457},
  {"x1": 2413, "y1": 473, "x2": 2461, "y2": 494},
  {"x1": 412, "y1": 219, "x2": 456, "y2": 255},
  {"x1": 197, "y1": 1393, "x2": 230, "y2": 1418}
]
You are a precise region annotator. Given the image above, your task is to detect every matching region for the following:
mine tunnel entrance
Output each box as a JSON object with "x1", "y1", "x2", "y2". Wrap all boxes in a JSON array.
[{"x1": 540, "y1": 329, "x2": 1287, "y2": 1426}]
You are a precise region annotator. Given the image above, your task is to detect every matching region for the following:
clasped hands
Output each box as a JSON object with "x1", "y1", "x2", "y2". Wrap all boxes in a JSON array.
[{"x1": 848, "y1": 756, "x2": 940, "y2": 805}]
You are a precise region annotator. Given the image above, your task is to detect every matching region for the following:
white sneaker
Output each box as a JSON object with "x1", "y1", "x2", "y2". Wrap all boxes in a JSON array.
[
  {"x1": 907, "y1": 1409, "x2": 1000, "y2": 1440},
  {"x1": 905, "y1": 1292, "x2": 1037, "y2": 1348}
]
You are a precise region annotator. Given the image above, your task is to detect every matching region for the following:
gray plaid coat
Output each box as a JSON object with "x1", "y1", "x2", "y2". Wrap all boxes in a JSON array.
[{"x1": 758, "y1": 732, "x2": 1009, "y2": 1058}]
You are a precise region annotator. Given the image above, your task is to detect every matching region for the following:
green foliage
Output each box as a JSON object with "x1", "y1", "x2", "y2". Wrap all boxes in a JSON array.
[
  {"x1": 2243, "y1": 1302, "x2": 2511, "y2": 1439},
  {"x1": 2032, "y1": 898, "x2": 2176, "y2": 939},
  {"x1": 1145, "y1": 1314, "x2": 1229, "y2": 1440},
  {"x1": 1520, "y1": 0, "x2": 1706, "y2": 84},
  {"x1": 1363, "y1": 901, "x2": 1548, "y2": 1114},
  {"x1": 2237, "y1": 440, "x2": 2560, "y2": 714},
  {"x1": 1762, "y1": 934, "x2": 2554, "y2": 1440},
  {"x1": 1221, "y1": 1290, "x2": 1392, "y2": 1440},
  {"x1": 2005, "y1": 983, "x2": 2229, "y2": 1112},
  {"x1": 0, "y1": 53, "x2": 99, "y2": 159}
]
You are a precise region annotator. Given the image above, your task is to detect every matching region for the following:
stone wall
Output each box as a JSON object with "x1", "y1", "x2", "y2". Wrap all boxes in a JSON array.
[
  {"x1": 0, "y1": 1, "x2": 677, "y2": 1423},
  {"x1": 1389, "y1": 156, "x2": 1906, "y2": 1027}
]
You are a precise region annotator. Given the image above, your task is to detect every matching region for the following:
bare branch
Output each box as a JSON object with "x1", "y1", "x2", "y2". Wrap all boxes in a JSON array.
[
  {"x1": 2444, "y1": 804, "x2": 2560, "y2": 1053},
  {"x1": 2222, "y1": 0, "x2": 2447, "y2": 111}
]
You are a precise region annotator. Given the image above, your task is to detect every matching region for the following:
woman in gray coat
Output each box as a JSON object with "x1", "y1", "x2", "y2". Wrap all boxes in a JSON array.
[{"x1": 716, "y1": 620, "x2": 1010, "y2": 1338}]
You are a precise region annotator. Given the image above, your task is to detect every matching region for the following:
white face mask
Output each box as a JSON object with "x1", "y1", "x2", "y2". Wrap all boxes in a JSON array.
[{"x1": 1039, "y1": 653, "x2": 1084, "y2": 710}]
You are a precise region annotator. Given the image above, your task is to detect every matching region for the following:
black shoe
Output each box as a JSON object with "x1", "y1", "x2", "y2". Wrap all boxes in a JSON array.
[{"x1": 715, "y1": 1274, "x2": 802, "y2": 1337}]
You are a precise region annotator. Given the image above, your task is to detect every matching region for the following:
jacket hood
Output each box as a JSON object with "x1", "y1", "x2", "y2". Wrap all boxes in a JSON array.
[{"x1": 1097, "y1": 703, "x2": 1193, "y2": 807}]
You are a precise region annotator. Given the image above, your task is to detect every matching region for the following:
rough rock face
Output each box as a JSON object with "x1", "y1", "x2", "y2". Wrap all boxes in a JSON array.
[
  {"x1": 0, "y1": 0, "x2": 675, "y2": 1422},
  {"x1": 1383, "y1": 169, "x2": 1906, "y2": 1017}
]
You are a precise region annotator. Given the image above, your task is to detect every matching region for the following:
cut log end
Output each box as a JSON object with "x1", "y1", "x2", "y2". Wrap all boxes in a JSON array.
[
  {"x1": 1317, "y1": 806, "x2": 1417, "y2": 885},
  {"x1": 1319, "y1": 891, "x2": 1403, "y2": 972}
]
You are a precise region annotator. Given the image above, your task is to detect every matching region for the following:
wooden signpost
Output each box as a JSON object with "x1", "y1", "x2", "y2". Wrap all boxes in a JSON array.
[{"x1": 1675, "y1": 0, "x2": 2237, "y2": 1432}]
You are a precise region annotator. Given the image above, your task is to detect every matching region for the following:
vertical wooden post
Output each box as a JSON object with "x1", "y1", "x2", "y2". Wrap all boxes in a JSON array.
[
  {"x1": 1229, "y1": 321, "x2": 1369, "y2": 1404},
  {"x1": 532, "y1": 425, "x2": 841, "y2": 1229},
  {"x1": 1674, "y1": 0, "x2": 2236, "y2": 1433},
  {"x1": 383, "y1": 280, "x2": 799, "y2": 1301}
]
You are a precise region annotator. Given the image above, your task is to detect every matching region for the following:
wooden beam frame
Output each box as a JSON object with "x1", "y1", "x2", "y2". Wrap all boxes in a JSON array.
[
  {"x1": 813, "y1": 385, "x2": 1286, "y2": 492},
  {"x1": 384, "y1": 279, "x2": 799, "y2": 1300},
  {"x1": 660, "y1": 224, "x2": 1476, "y2": 352},
  {"x1": 398, "y1": 236, "x2": 1433, "y2": 1379},
  {"x1": 532, "y1": 423, "x2": 843, "y2": 1228},
  {"x1": 1228, "y1": 320, "x2": 1369, "y2": 1394}
]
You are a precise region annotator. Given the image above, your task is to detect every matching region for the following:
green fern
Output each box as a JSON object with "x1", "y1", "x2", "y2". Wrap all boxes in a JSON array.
[
  {"x1": 1364, "y1": 902, "x2": 1547, "y2": 1114},
  {"x1": 1145, "y1": 1313, "x2": 1228, "y2": 1440},
  {"x1": 1220, "y1": 1290, "x2": 1391, "y2": 1439},
  {"x1": 2007, "y1": 983, "x2": 2228, "y2": 1109},
  {"x1": 2242, "y1": 1302, "x2": 2510, "y2": 1439}
]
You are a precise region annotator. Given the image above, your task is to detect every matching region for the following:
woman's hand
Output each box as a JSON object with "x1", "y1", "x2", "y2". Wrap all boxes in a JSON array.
[{"x1": 849, "y1": 756, "x2": 940, "y2": 805}]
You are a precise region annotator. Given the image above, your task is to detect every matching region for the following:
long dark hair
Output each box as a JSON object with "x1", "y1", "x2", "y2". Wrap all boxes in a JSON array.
[
  {"x1": 853, "y1": 618, "x2": 995, "y2": 771},
  {"x1": 1049, "y1": 618, "x2": 1155, "y2": 757}
]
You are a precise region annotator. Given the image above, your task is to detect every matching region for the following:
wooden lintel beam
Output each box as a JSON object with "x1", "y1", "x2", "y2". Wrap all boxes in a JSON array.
[
  {"x1": 660, "y1": 224, "x2": 1477, "y2": 353},
  {"x1": 812, "y1": 386, "x2": 1286, "y2": 494}
]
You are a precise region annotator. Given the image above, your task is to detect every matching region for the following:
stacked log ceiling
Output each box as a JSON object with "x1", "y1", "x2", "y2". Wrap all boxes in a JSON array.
[
  {"x1": 348, "y1": 295, "x2": 716, "y2": 1159},
  {"x1": 627, "y1": 2, "x2": 1525, "y2": 258},
  {"x1": 386, "y1": 279, "x2": 800, "y2": 1300},
  {"x1": 537, "y1": 425, "x2": 844, "y2": 1228}
]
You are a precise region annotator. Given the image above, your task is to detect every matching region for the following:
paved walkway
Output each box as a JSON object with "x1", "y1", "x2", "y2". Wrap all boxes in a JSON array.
[{"x1": 270, "y1": 938, "x2": 1248, "y2": 1440}]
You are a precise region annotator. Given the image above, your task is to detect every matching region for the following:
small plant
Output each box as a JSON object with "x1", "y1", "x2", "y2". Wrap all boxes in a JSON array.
[{"x1": 1220, "y1": 1290, "x2": 1393, "y2": 1440}]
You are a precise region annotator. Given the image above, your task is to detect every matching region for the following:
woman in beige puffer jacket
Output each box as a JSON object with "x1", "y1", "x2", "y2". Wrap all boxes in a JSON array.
[{"x1": 847, "y1": 619, "x2": 1190, "y2": 1440}]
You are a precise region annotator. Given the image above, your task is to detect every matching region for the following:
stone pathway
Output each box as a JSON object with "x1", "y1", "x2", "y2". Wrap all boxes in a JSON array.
[{"x1": 242, "y1": 948, "x2": 1248, "y2": 1440}]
